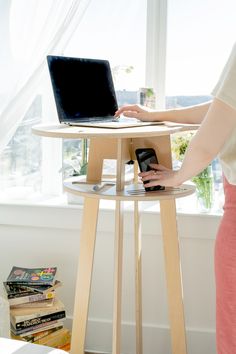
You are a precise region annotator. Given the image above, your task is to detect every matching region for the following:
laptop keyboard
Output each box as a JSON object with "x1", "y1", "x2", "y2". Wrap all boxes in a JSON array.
[{"x1": 86, "y1": 116, "x2": 116, "y2": 122}]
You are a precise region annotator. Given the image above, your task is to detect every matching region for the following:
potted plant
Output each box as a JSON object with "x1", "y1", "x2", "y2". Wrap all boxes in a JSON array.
[
  {"x1": 172, "y1": 132, "x2": 214, "y2": 212},
  {"x1": 63, "y1": 138, "x2": 88, "y2": 178}
]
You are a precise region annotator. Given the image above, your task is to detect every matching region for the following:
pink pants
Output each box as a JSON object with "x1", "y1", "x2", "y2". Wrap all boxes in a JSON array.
[{"x1": 215, "y1": 176, "x2": 236, "y2": 354}]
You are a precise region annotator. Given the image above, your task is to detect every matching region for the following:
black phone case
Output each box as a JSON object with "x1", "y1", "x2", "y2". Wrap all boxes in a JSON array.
[{"x1": 135, "y1": 148, "x2": 165, "y2": 191}]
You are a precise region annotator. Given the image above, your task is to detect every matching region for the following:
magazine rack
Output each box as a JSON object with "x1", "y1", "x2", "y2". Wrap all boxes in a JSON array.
[{"x1": 32, "y1": 123, "x2": 197, "y2": 354}]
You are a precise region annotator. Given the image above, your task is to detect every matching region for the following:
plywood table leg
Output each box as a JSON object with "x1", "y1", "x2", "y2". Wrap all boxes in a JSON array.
[
  {"x1": 134, "y1": 201, "x2": 143, "y2": 354},
  {"x1": 112, "y1": 200, "x2": 124, "y2": 354},
  {"x1": 70, "y1": 197, "x2": 100, "y2": 354},
  {"x1": 159, "y1": 199, "x2": 187, "y2": 354}
]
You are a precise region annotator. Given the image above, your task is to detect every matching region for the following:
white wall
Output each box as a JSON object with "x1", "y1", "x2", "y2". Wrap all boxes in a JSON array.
[{"x1": 0, "y1": 200, "x2": 220, "y2": 354}]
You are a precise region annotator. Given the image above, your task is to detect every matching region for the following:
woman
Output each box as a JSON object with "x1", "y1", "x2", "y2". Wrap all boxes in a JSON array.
[{"x1": 115, "y1": 43, "x2": 236, "y2": 354}]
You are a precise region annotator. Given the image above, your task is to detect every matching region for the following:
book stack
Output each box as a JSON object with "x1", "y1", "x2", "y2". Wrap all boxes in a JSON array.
[{"x1": 3, "y1": 266, "x2": 71, "y2": 351}]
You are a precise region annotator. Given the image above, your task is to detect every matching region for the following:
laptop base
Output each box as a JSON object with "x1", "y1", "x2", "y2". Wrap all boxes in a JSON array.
[{"x1": 67, "y1": 118, "x2": 164, "y2": 129}]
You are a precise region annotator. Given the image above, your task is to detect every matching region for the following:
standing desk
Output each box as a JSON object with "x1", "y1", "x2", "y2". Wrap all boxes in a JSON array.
[{"x1": 32, "y1": 123, "x2": 196, "y2": 354}]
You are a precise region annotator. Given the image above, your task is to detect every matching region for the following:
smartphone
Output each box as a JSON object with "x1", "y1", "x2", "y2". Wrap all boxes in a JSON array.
[{"x1": 135, "y1": 148, "x2": 165, "y2": 191}]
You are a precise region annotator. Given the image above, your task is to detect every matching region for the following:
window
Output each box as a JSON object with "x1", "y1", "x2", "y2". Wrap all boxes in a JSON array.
[
  {"x1": 1, "y1": 0, "x2": 233, "y2": 211},
  {"x1": 0, "y1": 0, "x2": 147, "y2": 200},
  {"x1": 65, "y1": 0, "x2": 147, "y2": 92},
  {"x1": 60, "y1": 0, "x2": 147, "y2": 180},
  {"x1": 166, "y1": 0, "x2": 236, "y2": 211},
  {"x1": 166, "y1": 0, "x2": 236, "y2": 98},
  {"x1": 0, "y1": 96, "x2": 42, "y2": 199}
]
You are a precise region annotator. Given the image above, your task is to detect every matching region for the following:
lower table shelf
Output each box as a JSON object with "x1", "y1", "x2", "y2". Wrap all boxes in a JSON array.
[{"x1": 63, "y1": 177, "x2": 195, "y2": 201}]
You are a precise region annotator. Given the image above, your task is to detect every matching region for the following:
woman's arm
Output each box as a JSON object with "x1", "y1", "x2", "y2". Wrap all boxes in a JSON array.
[
  {"x1": 140, "y1": 98, "x2": 236, "y2": 187},
  {"x1": 115, "y1": 100, "x2": 212, "y2": 124}
]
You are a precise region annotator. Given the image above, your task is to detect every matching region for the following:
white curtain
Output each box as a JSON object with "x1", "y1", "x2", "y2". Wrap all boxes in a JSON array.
[{"x1": 0, "y1": 0, "x2": 92, "y2": 153}]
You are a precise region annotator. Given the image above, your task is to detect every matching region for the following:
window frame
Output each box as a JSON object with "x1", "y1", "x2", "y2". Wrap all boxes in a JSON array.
[{"x1": 145, "y1": 0, "x2": 168, "y2": 109}]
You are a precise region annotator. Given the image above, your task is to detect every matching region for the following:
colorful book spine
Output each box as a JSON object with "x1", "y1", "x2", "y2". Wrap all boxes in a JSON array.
[
  {"x1": 11, "y1": 319, "x2": 64, "y2": 336},
  {"x1": 34, "y1": 328, "x2": 70, "y2": 346},
  {"x1": 14, "y1": 310, "x2": 66, "y2": 330},
  {"x1": 6, "y1": 266, "x2": 57, "y2": 286},
  {"x1": 12, "y1": 325, "x2": 63, "y2": 343},
  {"x1": 8, "y1": 291, "x2": 55, "y2": 306}
]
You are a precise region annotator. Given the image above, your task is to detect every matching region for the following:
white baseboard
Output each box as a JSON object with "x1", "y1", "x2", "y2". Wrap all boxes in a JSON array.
[{"x1": 65, "y1": 316, "x2": 216, "y2": 354}]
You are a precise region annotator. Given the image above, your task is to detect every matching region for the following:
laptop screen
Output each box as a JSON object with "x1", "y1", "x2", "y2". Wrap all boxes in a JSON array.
[{"x1": 47, "y1": 56, "x2": 118, "y2": 123}]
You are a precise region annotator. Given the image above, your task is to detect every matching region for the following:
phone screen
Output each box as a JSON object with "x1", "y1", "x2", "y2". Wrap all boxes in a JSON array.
[{"x1": 135, "y1": 148, "x2": 165, "y2": 191}]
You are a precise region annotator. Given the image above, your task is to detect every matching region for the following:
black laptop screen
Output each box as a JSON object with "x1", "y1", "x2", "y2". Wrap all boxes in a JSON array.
[{"x1": 47, "y1": 56, "x2": 118, "y2": 122}]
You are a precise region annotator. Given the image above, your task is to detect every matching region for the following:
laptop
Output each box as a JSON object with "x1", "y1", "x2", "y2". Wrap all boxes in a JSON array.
[{"x1": 47, "y1": 55, "x2": 163, "y2": 128}]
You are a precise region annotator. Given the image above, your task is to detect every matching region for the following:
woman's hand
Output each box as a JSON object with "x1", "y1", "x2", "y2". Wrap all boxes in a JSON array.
[
  {"x1": 114, "y1": 104, "x2": 156, "y2": 121},
  {"x1": 139, "y1": 163, "x2": 181, "y2": 188}
]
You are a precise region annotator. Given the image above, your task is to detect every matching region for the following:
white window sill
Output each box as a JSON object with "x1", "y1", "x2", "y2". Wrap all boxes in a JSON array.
[
  {"x1": 0, "y1": 190, "x2": 223, "y2": 213},
  {"x1": 0, "y1": 176, "x2": 224, "y2": 217}
]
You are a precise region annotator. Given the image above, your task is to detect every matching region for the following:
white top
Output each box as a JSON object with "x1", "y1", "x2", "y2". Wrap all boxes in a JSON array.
[
  {"x1": 211, "y1": 43, "x2": 236, "y2": 184},
  {"x1": 0, "y1": 337, "x2": 67, "y2": 353}
]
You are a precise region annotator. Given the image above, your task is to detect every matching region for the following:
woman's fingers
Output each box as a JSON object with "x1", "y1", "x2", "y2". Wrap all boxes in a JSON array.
[
  {"x1": 114, "y1": 104, "x2": 152, "y2": 121},
  {"x1": 137, "y1": 166, "x2": 180, "y2": 187},
  {"x1": 115, "y1": 104, "x2": 143, "y2": 117},
  {"x1": 141, "y1": 171, "x2": 163, "y2": 182},
  {"x1": 138, "y1": 164, "x2": 168, "y2": 177},
  {"x1": 122, "y1": 111, "x2": 141, "y2": 118},
  {"x1": 149, "y1": 163, "x2": 168, "y2": 171},
  {"x1": 114, "y1": 106, "x2": 136, "y2": 118}
]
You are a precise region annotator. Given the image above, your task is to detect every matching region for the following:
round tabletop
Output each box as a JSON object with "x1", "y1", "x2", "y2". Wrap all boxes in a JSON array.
[{"x1": 32, "y1": 122, "x2": 198, "y2": 139}]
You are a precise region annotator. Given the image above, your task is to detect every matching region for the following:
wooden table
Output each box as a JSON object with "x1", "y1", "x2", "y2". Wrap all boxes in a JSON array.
[{"x1": 32, "y1": 122, "x2": 196, "y2": 354}]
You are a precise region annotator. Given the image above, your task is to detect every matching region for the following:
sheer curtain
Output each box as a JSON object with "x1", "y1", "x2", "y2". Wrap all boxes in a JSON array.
[{"x1": 0, "y1": 0, "x2": 92, "y2": 153}]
